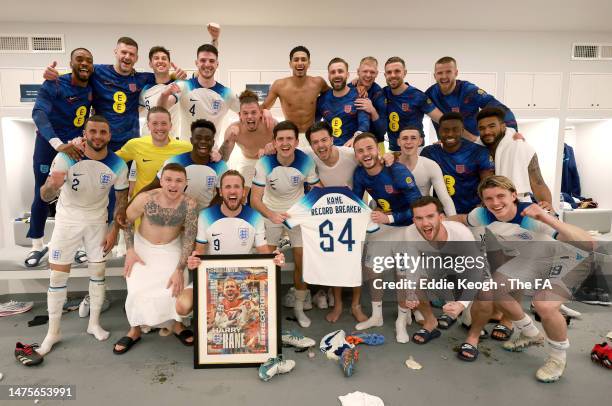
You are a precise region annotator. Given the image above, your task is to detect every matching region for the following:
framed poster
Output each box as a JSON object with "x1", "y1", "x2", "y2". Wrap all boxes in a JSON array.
[{"x1": 193, "y1": 254, "x2": 280, "y2": 368}]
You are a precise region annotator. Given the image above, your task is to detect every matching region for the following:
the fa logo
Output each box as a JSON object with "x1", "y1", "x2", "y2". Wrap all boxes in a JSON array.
[
  {"x1": 290, "y1": 175, "x2": 300, "y2": 186},
  {"x1": 206, "y1": 176, "x2": 215, "y2": 189},
  {"x1": 39, "y1": 164, "x2": 50, "y2": 174},
  {"x1": 100, "y1": 173, "x2": 112, "y2": 185},
  {"x1": 384, "y1": 184, "x2": 394, "y2": 194},
  {"x1": 128, "y1": 83, "x2": 137, "y2": 92},
  {"x1": 516, "y1": 232, "x2": 533, "y2": 240},
  {"x1": 451, "y1": 107, "x2": 460, "y2": 113},
  {"x1": 239, "y1": 227, "x2": 249, "y2": 243},
  {"x1": 212, "y1": 99, "x2": 221, "y2": 112},
  {"x1": 455, "y1": 164, "x2": 465, "y2": 174},
  {"x1": 51, "y1": 249, "x2": 61, "y2": 261},
  {"x1": 401, "y1": 103, "x2": 410, "y2": 112},
  {"x1": 344, "y1": 105, "x2": 352, "y2": 114}
]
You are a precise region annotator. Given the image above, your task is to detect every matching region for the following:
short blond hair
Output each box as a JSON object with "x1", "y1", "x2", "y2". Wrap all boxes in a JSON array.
[
  {"x1": 477, "y1": 175, "x2": 517, "y2": 200},
  {"x1": 359, "y1": 56, "x2": 378, "y2": 67}
]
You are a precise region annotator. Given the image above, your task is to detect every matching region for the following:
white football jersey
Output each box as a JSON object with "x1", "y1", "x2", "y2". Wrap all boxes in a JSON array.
[
  {"x1": 139, "y1": 83, "x2": 181, "y2": 139},
  {"x1": 252, "y1": 149, "x2": 320, "y2": 212},
  {"x1": 308, "y1": 146, "x2": 357, "y2": 188},
  {"x1": 50, "y1": 151, "x2": 129, "y2": 224},
  {"x1": 160, "y1": 152, "x2": 228, "y2": 209},
  {"x1": 196, "y1": 205, "x2": 266, "y2": 253},
  {"x1": 285, "y1": 187, "x2": 379, "y2": 287},
  {"x1": 177, "y1": 78, "x2": 239, "y2": 146}
]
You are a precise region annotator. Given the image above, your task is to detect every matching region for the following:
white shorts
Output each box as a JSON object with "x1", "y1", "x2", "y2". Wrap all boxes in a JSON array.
[
  {"x1": 264, "y1": 218, "x2": 302, "y2": 248},
  {"x1": 49, "y1": 223, "x2": 107, "y2": 265},
  {"x1": 236, "y1": 155, "x2": 258, "y2": 187}
]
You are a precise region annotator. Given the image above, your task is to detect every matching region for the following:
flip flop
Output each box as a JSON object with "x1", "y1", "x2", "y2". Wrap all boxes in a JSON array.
[
  {"x1": 491, "y1": 324, "x2": 514, "y2": 341},
  {"x1": 457, "y1": 342, "x2": 479, "y2": 362},
  {"x1": 460, "y1": 322, "x2": 489, "y2": 340},
  {"x1": 412, "y1": 328, "x2": 442, "y2": 345},
  {"x1": 174, "y1": 329, "x2": 194, "y2": 346},
  {"x1": 113, "y1": 336, "x2": 141, "y2": 354},
  {"x1": 24, "y1": 247, "x2": 48, "y2": 268},
  {"x1": 437, "y1": 314, "x2": 456, "y2": 329}
]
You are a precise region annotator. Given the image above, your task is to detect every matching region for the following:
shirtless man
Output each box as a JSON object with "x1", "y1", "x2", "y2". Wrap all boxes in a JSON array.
[
  {"x1": 220, "y1": 90, "x2": 275, "y2": 194},
  {"x1": 113, "y1": 163, "x2": 198, "y2": 354},
  {"x1": 262, "y1": 46, "x2": 329, "y2": 144}
]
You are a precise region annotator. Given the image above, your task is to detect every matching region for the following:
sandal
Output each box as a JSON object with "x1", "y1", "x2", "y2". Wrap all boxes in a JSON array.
[
  {"x1": 457, "y1": 342, "x2": 479, "y2": 362},
  {"x1": 24, "y1": 247, "x2": 48, "y2": 268},
  {"x1": 491, "y1": 324, "x2": 514, "y2": 341},
  {"x1": 412, "y1": 328, "x2": 441, "y2": 345},
  {"x1": 74, "y1": 250, "x2": 88, "y2": 264},
  {"x1": 460, "y1": 322, "x2": 489, "y2": 340},
  {"x1": 437, "y1": 314, "x2": 457, "y2": 329},
  {"x1": 113, "y1": 336, "x2": 141, "y2": 354},
  {"x1": 174, "y1": 329, "x2": 194, "y2": 346}
]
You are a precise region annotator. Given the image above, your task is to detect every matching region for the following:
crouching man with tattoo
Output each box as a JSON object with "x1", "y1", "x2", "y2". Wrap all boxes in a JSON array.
[{"x1": 113, "y1": 163, "x2": 198, "y2": 354}]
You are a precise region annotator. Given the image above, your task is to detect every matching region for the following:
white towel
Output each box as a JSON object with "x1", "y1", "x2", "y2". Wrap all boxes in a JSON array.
[
  {"x1": 125, "y1": 232, "x2": 182, "y2": 327},
  {"x1": 338, "y1": 391, "x2": 384, "y2": 406},
  {"x1": 494, "y1": 128, "x2": 536, "y2": 195}
]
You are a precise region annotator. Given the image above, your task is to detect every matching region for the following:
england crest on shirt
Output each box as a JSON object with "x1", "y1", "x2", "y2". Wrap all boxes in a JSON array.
[
  {"x1": 238, "y1": 227, "x2": 249, "y2": 245},
  {"x1": 344, "y1": 105, "x2": 352, "y2": 113},
  {"x1": 455, "y1": 165, "x2": 465, "y2": 174},
  {"x1": 100, "y1": 173, "x2": 112, "y2": 186},
  {"x1": 290, "y1": 175, "x2": 300, "y2": 186},
  {"x1": 206, "y1": 176, "x2": 216, "y2": 189},
  {"x1": 212, "y1": 99, "x2": 221, "y2": 112}
]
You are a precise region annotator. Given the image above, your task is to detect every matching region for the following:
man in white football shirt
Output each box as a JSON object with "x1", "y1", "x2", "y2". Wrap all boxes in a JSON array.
[
  {"x1": 36, "y1": 115, "x2": 129, "y2": 356},
  {"x1": 176, "y1": 170, "x2": 284, "y2": 317},
  {"x1": 251, "y1": 121, "x2": 322, "y2": 327}
]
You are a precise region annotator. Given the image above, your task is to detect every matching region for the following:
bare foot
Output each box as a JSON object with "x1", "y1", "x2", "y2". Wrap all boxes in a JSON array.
[
  {"x1": 351, "y1": 304, "x2": 368, "y2": 323},
  {"x1": 326, "y1": 305, "x2": 343, "y2": 323},
  {"x1": 173, "y1": 322, "x2": 194, "y2": 344}
]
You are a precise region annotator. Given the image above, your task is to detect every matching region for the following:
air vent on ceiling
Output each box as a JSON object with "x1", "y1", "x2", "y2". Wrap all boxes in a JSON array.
[
  {"x1": 0, "y1": 34, "x2": 64, "y2": 53},
  {"x1": 572, "y1": 43, "x2": 612, "y2": 60}
]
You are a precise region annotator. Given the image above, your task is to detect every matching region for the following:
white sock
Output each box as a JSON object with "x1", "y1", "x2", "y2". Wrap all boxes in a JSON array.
[
  {"x1": 37, "y1": 270, "x2": 69, "y2": 355},
  {"x1": 355, "y1": 301, "x2": 384, "y2": 330},
  {"x1": 294, "y1": 289, "x2": 311, "y2": 328},
  {"x1": 395, "y1": 306, "x2": 411, "y2": 343},
  {"x1": 512, "y1": 314, "x2": 540, "y2": 337},
  {"x1": 414, "y1": 309, "x2": 425, "y2": 323},
  {"x1": 86, "y1": 262, "x2": 109, "y2": 341},
  {"x1": 547, "y1": 338, "x2": 569, "y2": 362},
  {"x1": 32, "y1": 238, "x2": 44, "y2": 251}
]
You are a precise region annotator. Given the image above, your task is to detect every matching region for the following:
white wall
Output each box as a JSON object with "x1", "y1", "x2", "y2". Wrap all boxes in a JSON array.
[{"x1": 569, "y1": 120, "x2": 612, "y2": 208}]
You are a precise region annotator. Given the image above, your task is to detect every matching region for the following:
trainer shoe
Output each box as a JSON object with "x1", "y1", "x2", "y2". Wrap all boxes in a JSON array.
[
  {"x1": 282, "y1": 329, "x2": 316, "y2": 348},
  {"x1": 536, "y1": 356, "x2": 566, "y2": 382},
  {"x1": 79, "y1": 295, "x2": 90, "y2": 318},
  {"x1": 503, "y1": 332, "x2": 545, "y2": 352},
  {"x1": 559, "y1": 304, "x2": 582, "y2": 319},
  {"x1": 283, "y1": 287, "x2": 312, "y2": 310},
  {"x1": 14, "y1": 342, "x2": 43, "y2": 366},
  {"x1": 313, "y1": 289, "x2": 328, "y2": 309},
  {"x1": 596, "y1": 289, "x2": 611, "y2": 306},
  {"x1": 339, "y1": 347, "x2": 359, "y2": 377},
  {"x1": 0, "y1": 301, "x2": 34, "y2": 317},
  {"x1": 574, "y1": 287, "x2": 601, "y2": 305},
  {"x1": 258, "y1": 356, "x2": 295, "y2": 381},
  {"x1": 277, "y1": 237, "x2": 292, "y2": 251}
]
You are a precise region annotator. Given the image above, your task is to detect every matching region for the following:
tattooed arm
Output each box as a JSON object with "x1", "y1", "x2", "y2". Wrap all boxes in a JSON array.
[
  {"x1": 177, "y1": 197, "x2": 198, "y2": 271},
  {"x1": 528, "y1": 153, "x2": 552, "y2": 206},
  {"x1": 123, "y1": 192, "x2": 148, "y2": 277},
  {"x1": 40, "y1": 171, "x2": 66, "y2": 202}
]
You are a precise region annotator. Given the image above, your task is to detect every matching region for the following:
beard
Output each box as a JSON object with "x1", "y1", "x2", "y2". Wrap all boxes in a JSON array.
[{"x1": 86, "y1": 138, "x2": 108, "y2": 152}]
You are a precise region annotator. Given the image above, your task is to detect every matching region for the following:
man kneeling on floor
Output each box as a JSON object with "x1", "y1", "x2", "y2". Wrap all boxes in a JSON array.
[{"x1": 114, "y1": 163, "x2": 198, "y2": 354}]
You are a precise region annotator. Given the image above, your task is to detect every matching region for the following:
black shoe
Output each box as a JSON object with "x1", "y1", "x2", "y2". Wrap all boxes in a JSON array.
[{"x1": 574, "y1": 287, "x2": 600, "y2": 305}]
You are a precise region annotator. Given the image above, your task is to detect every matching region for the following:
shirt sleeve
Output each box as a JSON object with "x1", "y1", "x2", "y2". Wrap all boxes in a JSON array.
[
  {"x1": 389, "y1": 164, "x2": 422, "y2": 225},
  {"x1": 49, "y1": 153, "x2": 72, "y2": 175},
  {"x1": 352, "y1": 170, "x2": 365, "y2": 201},
  {"x1": 304, "y1": 158, "x2": 320, "y2": 185},
  {"x1": 477, "y1": 147, "x2": 495, "y2": 172},
  {"x1": 252, "y1": 158, "x2": 267, "y2": 187},
  {"x1": 428, "y1": 159, "x2": 457, "y2": 216},
  {"x1": 370, "y1": 91, "x2": 388, "y2": 142},
  {"x1": 466, "y1": 207, "x2": 488, "y2": 227},
  {"x1": 114, "y1": 163, "x2": 129, "y2": 191},
  {"x1": 357, "y1": 106, "x2": 370, "y2": 134},
  {"x1": 418, "y1": 92, "x2": 436, "y2": 114},
  {"x1": 32, "y1": 81, "x2": 59, "y2": 144},
  {"x1": 469, "y1": 84, "x2": 518, "y2": 130},
  {"x1": 115, "y1": 141, "x2": 134, "y2": 162},
  {"x1": 196, "y1": 212, "x2": 208, "y2": 244}
]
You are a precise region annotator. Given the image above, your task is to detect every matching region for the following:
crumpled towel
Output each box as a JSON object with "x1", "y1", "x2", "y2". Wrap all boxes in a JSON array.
[{"x1": 338, "y1": 391, "x2": 384, "y2": 406}]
